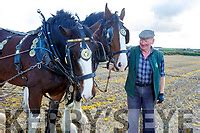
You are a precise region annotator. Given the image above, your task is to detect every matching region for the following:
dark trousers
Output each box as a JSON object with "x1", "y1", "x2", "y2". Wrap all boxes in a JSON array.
[{"x1": 127, "y1": 85, "x2": 155, "y2": 133}]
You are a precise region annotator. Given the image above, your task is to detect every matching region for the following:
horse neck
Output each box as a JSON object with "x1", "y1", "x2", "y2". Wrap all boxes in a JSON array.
[{"x1": 1, "y1": 28, "x2": 26, "y2": 36}]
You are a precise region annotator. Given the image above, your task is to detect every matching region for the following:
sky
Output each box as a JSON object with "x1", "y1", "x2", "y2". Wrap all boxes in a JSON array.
[{"x1": 0, "y1": 0, "x2": 200, "y2": 49}]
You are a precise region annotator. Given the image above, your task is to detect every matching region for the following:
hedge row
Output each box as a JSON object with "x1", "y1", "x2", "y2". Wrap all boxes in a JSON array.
[{"x1": 159, "y1": 48, "x2": 200, "y2": 56}]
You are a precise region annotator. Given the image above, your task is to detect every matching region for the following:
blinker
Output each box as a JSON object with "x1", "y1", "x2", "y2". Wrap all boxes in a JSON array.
[{"x1": 104, "y1": 27, "x2": 113, "y2": 44}]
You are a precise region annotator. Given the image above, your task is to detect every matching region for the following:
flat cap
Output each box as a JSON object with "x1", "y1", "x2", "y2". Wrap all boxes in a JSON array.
[{"x1": 139, "y1": 30, "x2": 155, "y2": 39}]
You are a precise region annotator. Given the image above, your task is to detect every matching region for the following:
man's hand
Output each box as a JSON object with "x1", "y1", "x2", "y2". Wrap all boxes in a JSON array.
[{"x1": 157, "y1": 93, "x2": 164, "y2": 103}]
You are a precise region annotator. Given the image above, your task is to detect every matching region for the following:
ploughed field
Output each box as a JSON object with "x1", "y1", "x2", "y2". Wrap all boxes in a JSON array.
[{"x1": 0, "y1": 55, "x2": 199, "y2": 132}]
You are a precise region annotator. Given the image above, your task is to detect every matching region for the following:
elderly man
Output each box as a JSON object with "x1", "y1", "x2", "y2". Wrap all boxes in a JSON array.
[{"x1": 125, "y1": 30, "x2": 165, "y2": 133}]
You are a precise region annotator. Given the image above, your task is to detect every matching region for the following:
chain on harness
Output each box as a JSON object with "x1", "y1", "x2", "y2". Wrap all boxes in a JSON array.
[{"x1": 0, "y1": 61, "x2": 43, "y2": 86}]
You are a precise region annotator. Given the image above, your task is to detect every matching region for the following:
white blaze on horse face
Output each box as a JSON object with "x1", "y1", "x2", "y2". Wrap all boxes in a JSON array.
[
  {"x1": 78, "y1": 57, "x2": 93, "y2": 99},
  {"x1": 117, "y1": 31, "x2": 128, "y2": 71}
]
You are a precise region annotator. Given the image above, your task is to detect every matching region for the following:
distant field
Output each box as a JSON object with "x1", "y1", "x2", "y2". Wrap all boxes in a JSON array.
[
  {"x1": 126, "y1": 46, "x2": 200, "y2": 56},
  {"x1": 160, "y1": 48, "x2": 200, "y2": 56},
  {"x1": 0, "y1": 55, "x2": 199, "y2": 132}
]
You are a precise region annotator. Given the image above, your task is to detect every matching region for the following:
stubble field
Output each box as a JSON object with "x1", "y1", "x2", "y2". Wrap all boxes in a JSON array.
[{"x1": 0, "y1": 55, "x2": 199, "y2": 132}]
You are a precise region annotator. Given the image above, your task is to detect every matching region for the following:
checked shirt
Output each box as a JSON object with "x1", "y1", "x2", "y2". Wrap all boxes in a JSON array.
[{"x1": 136, "y1": 51, "x2": 165, "y2": 85}]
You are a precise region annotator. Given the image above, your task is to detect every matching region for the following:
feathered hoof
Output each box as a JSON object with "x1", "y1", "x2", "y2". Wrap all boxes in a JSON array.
[
  {"x1": 78, "y1": 112, "x2": 89, "y2": 124},
  {"x1": 70, "y1": 123, "x2": 78, "y2": 133},
  {"x1": 0, "y1": 112, "x2": 6, "y2": 125}
]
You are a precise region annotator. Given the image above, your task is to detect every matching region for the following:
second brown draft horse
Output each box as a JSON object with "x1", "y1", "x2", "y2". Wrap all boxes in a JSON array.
[
  {"x1": 0, "y1": 10, "x2": 98, "y2": 132},
  {"x1": 83, "y1": 3, "x2": 130, "y2": 72}
]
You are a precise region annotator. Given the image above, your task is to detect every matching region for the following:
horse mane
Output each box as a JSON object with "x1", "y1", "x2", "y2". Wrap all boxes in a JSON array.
[
  {"x1": 44, "y1": 10, "x2": 81, "y2": 60},
  {"x1": 83, "y1": 12, "x2": 104, "y2": 27},
  {"x1": 47, "y1": 10, "x2": 77, "y2": 29}
]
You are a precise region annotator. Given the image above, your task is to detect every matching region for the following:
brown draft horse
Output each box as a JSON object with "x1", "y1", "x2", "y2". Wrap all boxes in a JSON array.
[
  {"x1": 0, "y1": 10, "x2": 99, "y2": 132},
  {"x1": 83, "y1": 3, "x2": 130, "y2": 72},
  {"x1": 62, "y1": 4, "x2": 130, "y2": 131}
]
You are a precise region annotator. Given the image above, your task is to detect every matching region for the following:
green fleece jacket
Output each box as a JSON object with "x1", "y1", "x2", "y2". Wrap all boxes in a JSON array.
[{"x1": 125, "y1": 46, "x2": 164, "y2": 100}]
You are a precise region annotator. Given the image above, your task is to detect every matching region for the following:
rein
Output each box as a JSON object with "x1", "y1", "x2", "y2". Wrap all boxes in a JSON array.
[
  {"x1": 0, "y1": 49, "x2": 30, "y2": 60},
  {"x1": 95, "y1": 68, "x2": 111, "y2": 92}
]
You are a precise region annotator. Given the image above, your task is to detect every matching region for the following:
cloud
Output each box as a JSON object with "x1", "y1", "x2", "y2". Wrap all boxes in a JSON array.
[
  {"x1": 153, "y1": 0, "x2": 194, "y2": 19},
  {"x1": 151, "y1": 21, "x2": 181, "y2": 32},
  {"x1": 151, "y1": 0, "x2": 198, "y2": 32}
]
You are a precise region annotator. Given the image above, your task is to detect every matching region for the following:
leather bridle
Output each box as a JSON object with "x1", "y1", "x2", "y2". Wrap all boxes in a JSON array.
[
  {"x1": 37, "y1": 10, "x2": 96, "y2": 88},
  {"x1": 96, "y1": 13, "x2": 129, "y2": 70}
]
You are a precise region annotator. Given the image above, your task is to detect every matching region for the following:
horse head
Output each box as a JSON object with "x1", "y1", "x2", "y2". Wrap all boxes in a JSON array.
[
  {"x1": 84, "y1": 4, "x2": 130, "y2": 72},
  {"x1": 45, "y1": 10, "x2": 98, "y2": 100}
]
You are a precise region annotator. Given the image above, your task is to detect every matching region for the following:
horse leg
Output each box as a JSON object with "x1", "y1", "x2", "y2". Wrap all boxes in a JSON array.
[
  {"x1": 73, "y1": 101, "x2": 88, "y2": 124},
  {"x1": 62, "y1": 100, "x2": 77, "y2": 133},
  {"x1": 28, "y1": 88, "x2": 43, "y2": 133},
  {"x1": 73, "y1": 90, "x2": 88, "y2": 125},
  {"x1": 0, "y1": 113, "x2": 5, "y2": 133},
  {"x1": 0, "y1": 81, "x2": 5, "y2": 97},
  {"x1": 0, "y1": 80, "x2": 5, "y2": 88},
  {"x1": 45, "y1": 100, "x2": 59, "y2": 133},
  {"x1": 46, "y1": 91, "x2": 66, "y2": 133},
  {"x1": 28, "y1": 112, "x2": 41, "y2": 133},
  {"x1": 72, "y1": 84, "x2": 96, "y2": 125},
  {"x1": 22, "y1": 87, "x2": 29, "y2": 113}
]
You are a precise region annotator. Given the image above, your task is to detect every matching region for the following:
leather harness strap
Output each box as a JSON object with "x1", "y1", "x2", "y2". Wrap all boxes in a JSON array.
[{"x1": 14, "y1": 34, "x2": 30, "y2": 73}]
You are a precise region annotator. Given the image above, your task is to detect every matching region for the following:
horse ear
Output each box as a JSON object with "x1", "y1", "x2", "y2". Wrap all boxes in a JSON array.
[
  {"x1": 89, "y1": 21, "x2": 101, "y2": 33},
  {"x1": 104, "y1": 3, "x2": 112, "y2": 20},
  {"x1": 119, "y1": 8, "x2": 125, "y2": 20},
  {"x1": 59, "y1": 25, "x2": 72, "y2": 37},
  {"x1": 89, "y1": 20, "x2": 101, "y2": 40}
]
